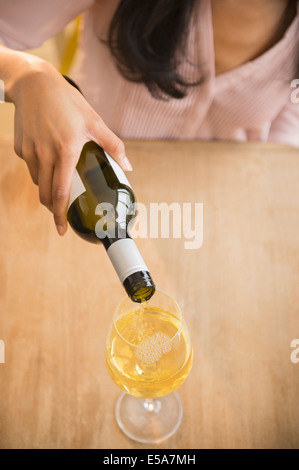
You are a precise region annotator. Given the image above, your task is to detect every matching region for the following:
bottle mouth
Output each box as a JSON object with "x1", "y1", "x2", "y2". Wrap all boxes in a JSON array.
[
  {"x1": 123, "y1": 271, "x2": 156, "y2": 303},
  {"x1": 130, "y1": 286, "x2": 155, "y2": 303}
]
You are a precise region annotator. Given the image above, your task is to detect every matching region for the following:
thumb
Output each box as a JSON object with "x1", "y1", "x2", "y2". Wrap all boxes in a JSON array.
[{"x1": 91, "y1": 118, "x2": 133, "y2": 172}]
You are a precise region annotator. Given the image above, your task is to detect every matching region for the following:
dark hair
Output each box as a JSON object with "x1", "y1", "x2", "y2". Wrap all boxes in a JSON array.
[
  {"x1": 105, "y1": 0, "x2": 299, "y2": 100},
  {"x1": 104, "y1": 0, "x2": 199, "y2": 100}
]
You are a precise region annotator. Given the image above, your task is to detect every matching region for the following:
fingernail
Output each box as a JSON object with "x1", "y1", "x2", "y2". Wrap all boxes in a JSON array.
[
  {"x1": 122, "y1": 156, "x2": 133, "y2": 171},
  {"x1": 56, "y1": 224, "x2": 65, "y2": 236}
]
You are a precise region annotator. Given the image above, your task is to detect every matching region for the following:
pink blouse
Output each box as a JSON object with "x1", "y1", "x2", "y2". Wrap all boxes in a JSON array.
[{"x1": 0, "y1": 0, "x2": 298, "y2": 146}]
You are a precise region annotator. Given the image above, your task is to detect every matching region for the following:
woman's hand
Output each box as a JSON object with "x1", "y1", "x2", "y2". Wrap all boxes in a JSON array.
[{"x1": 6, "y1": 52, "x2": 132, "y2": 236}]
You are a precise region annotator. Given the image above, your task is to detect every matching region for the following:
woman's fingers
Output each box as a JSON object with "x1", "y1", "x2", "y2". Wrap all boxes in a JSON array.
[
  {"x1": 38, "y1": 158, "x2": 54, "y2": 212},
  {"x1": 51, "y1": 152, "x2": 76, "y2": 236},
  {"x1": 91, "y1": 118, "x2": 133, "y2": 171},
  {"x1": 19, "y1": 138, "x2": 39, "y2": 185}
]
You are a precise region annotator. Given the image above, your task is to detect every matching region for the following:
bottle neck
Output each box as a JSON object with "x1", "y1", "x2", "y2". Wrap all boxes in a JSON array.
[
  {"x1": 106, "y1": 238, "x2": 149, "y2": 283},
  {"x1": 100, "y1": 227, "x2": 128, "y2": 250},
  {"x1": 103, "y1": 232, "x2": 155, "y2": 303}
]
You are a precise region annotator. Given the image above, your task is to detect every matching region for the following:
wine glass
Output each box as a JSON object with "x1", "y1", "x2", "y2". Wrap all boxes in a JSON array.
[{"x1": 105, "y1": 290, "x2": 193, "y2": 444}]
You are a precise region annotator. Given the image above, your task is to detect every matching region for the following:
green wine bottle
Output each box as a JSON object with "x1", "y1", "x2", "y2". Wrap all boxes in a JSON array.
[{"x1": 67, "y1": 140, "x2": 155, "y2": 303}]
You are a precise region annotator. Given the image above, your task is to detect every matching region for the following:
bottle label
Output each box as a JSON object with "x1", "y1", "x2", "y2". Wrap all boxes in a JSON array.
[
  {"x1": 67, "y1": 169, "x2": 86, "y2": 210},
  {"x1": 104, "y1": 151, "x2": 132, "y2": 189},
  {"x1": 107, "y1": 239, "x2": 148, "y2": 283}
]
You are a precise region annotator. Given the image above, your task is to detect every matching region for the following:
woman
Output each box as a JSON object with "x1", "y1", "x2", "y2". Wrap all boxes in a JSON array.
[{"x1": 0, "y1": 0, "x2": 298, "y2": 235}]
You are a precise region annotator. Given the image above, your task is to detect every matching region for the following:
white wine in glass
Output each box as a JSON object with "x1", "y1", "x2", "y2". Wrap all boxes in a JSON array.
[{"x1": 105, "y1": 291, "x2": 193, "y2": 443}]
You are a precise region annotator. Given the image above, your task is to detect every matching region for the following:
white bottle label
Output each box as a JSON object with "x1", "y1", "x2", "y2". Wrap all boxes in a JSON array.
[
  {"x1": 67, "y1": 169, "x2": 86, "y2": 211},
  {"x1": 107, "y1": 239, "x2": 148, "y2": 283},
  {"x1": 104, "y1": 151, "x2": 132, "y2": 189}
]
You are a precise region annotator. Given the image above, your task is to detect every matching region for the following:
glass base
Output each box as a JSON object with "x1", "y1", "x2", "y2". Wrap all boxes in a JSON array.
[{"x1": 115, "y1": 392, "x2": 183, "y2": 444}]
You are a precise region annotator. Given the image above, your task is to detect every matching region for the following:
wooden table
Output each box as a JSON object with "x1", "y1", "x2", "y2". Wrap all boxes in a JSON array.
[{"x1": 0, "y1": 138, "x2": 299, "y2": 449}]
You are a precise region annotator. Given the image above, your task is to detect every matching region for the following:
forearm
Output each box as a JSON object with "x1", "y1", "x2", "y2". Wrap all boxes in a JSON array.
[{"x1": 0, "y1": 42, "x2": 50, "y2": 103}]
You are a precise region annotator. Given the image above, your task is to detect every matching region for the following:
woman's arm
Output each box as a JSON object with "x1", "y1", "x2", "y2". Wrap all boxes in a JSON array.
[
  {"x1": 0, "y1": 43, "x2": 131, "y2": 236},
  {"x1": 0, "y1": 0, "x2": 93, "y2": 50}
]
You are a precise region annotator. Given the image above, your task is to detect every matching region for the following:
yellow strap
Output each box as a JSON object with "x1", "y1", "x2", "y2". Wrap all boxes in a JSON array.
[{"x1": 59, "y1": 16, "x2": 81, "y2": 76}]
